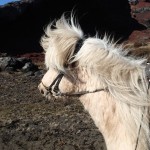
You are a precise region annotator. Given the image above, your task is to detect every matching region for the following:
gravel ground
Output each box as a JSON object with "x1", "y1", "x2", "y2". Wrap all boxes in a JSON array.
[{"x1": 0, "y1": 71, "x2": 106, "y2": 150}]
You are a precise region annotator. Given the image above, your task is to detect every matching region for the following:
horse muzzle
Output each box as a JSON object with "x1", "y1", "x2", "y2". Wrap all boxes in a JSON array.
[{"x1": 38, "y1": 83, "x2": 49, "y2": 97}]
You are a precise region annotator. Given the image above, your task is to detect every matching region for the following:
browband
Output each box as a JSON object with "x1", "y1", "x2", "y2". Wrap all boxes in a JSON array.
[{"x1": 73, "y1": 38, "x2": 84, "y2": 55}]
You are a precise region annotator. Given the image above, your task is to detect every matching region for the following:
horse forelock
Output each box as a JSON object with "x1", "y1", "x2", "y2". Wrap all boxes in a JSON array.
[{"x1": 41, "y1": 14, "x2": 83, "y2": 72}]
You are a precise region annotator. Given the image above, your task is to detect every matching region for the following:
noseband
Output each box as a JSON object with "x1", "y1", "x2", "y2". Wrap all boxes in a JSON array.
[
  {"x1": 42, "y1": 72, "x2": 64, "y2": 96},
  {"x1": 41, "y1": 72, "x2": 107, "y2": 97}
]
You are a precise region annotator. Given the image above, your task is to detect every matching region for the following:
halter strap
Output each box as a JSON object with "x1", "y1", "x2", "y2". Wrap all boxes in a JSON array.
[
  {"x1": 41, "y1": 73, "x2": 64, "y2": 95},
  {"x1": 74, "y1": 38, "x2": 84, "y2": 55}
]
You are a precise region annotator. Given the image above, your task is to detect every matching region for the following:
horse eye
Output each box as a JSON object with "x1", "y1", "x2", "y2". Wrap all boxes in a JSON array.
[
  {"x1": 70, "y1": 62, "x2": 76, "y2": 68},
  {"x1": 69, "y1": 62, "x2": 78, "y2": 69}
]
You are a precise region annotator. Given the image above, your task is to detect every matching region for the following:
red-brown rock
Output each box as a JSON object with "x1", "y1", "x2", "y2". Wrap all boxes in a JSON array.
[{"x1": 127, "y1": 1, "x2": 150, "y2": 43}]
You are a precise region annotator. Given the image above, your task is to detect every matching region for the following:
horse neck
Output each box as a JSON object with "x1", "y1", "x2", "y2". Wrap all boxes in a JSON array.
[
  {"x1": 79, "y1": 91, "x2": 149, "y2": 150},
  {"x1": 76, "y1": 66, "x2": 149, "y2": 150}
]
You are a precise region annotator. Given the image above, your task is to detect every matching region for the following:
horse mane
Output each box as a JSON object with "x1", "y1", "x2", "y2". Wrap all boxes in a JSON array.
[
  {"x1": 41, "y1": 14, "x2": 150, "y2": 148},
  {"x1": 73, "y1": 37, "x2": 150, "y2": 148},
  {"x1": 73, "y1": 37, "x2": 149, "y2": 105}
]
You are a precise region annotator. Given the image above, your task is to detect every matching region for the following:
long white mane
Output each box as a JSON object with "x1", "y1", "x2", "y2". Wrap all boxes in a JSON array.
[
  {"x1": 73, "y1": 37, "x2": 150, "y2": 149},
  {"x1": 41, "y1": 14, "x2": 150, "y2": 149}
]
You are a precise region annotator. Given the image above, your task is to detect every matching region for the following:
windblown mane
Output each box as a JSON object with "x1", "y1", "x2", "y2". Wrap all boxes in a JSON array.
[
  {"x1": 72, "y1": 37, "x2": 150, "y2": 148},
  {"x1": 41, "y1": 15, "x2": 150, "y2": 149}
]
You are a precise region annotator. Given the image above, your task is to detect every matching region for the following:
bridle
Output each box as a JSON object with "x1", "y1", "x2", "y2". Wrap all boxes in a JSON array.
[
  {"x1": 41, "y1": 72, "x2": 107, "y2": 97},
  {"x1": 41, "y1": 38, "x2": 107, "y2": 97},
  {"x1": 41, "y1": 38, "x2": 150, "y2": 150}
]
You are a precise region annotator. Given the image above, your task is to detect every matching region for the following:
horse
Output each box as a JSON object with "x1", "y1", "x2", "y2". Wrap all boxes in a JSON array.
[{"x1": 38, "y1": 14, "x2": 150, "y2": 150}]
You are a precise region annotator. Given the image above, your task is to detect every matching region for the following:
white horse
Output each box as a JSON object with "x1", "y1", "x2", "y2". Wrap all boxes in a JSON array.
[{"x1": 38, "y1": 14, "x2": 150, "y2": 150}]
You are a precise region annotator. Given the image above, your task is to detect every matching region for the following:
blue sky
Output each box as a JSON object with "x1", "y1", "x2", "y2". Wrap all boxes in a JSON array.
[{"x1": 0, "y1": 0, "x2": 20, "y2": 5}]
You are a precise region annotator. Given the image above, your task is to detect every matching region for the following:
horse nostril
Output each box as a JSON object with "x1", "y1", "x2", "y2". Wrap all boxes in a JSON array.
[
  {"x1": 38, "y1": 85, "x2": 44, "y2": 95},
  {"x1": 40, "y1": 89, "x2": 44, "y2": 95}
]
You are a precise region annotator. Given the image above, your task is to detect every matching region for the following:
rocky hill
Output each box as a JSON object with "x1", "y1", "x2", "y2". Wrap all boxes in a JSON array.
[{"x1": 0, "y1": 0, "x2": 149, "y2": 55}]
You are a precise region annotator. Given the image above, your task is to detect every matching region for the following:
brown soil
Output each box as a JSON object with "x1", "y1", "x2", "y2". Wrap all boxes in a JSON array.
[
  {"x1": 0, "y1": 71, "x2": 106, "y2": 150},
  {"x1": 1, "y1": 39, "x2": 150, "y2": 149}
]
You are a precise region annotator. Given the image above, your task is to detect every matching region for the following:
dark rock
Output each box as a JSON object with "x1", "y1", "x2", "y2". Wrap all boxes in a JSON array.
[
  {"x1": 24, "y1": 71, "x2": 35, "y2": 76},
  {"x1": 0, "y1": 0, "x2": 35, "y2": 22},
  {"x1": 5, "y1": 66, "x2": 15, "y2": 72},
  {"x1": 0, "y1": 0, "x2": 146, "y2": 55},
  {"x1": 22, "y1": 62, "x2": 38, "y2": 72},
  {"x1": 34, "y1": 70, "x2": 44, "y2": 77},
  {"x1": 8, "y1": 57, "x2": 22, "y2": 70},
  {"x1": 0, "y1": 53, "x2": 7, "y2": 57},
  {"x1": 0, "y1": 57, "x2": 20, "y2": 71},
  {"x1": 17, "y1": 57, "x2": 31, "y2": 64},
  {"x1": 0, "y1": 56, "x2": 40, "y2": 74},
  {"x1": 0, "y1": 57, "x2": 11, "y2": 70}
]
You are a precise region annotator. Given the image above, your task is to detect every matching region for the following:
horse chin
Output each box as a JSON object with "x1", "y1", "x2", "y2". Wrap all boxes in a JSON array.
[
  {"x1": 44, "y1": 94, "x2": 52, "y2": 100},
  {"x1": 45, "y1": 92, "x2": 66, "y2": 101}
]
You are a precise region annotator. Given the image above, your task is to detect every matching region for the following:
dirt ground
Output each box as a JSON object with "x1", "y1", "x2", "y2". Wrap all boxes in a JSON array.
[
  {"x1": 1, "y1": 42, "x2": 150, "y2": 150},
  {"x1": 0, "y1": 71, "x2": 106, "y2": 150}
]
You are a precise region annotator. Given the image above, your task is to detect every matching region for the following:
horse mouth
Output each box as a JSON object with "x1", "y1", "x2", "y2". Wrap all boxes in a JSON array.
[
  {"x1": 45, "y1": 92, "x2": 62, "y2": 100},
  {"x1": 39, "y1": 87, "x2": 64, "y2": 101}
]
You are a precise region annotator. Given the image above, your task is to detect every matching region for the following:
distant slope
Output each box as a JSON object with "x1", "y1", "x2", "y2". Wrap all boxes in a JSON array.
[{"x1": 0, "y1": 0, "x2": 148, "y2": 54}]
